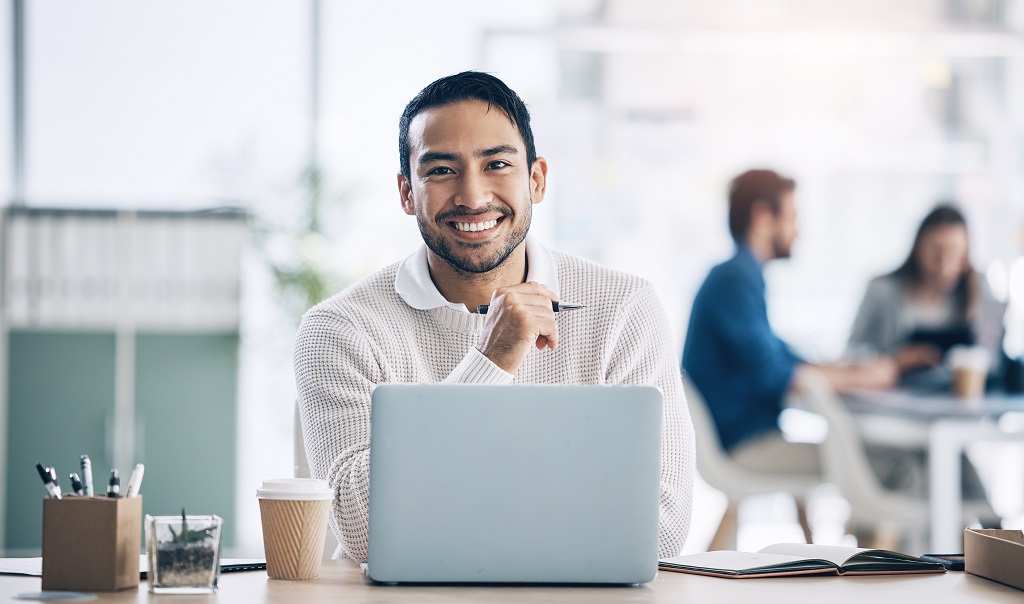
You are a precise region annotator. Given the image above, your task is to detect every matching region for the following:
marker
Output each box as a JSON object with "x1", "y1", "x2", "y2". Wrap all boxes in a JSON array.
[
  {"x1": 80, "y1": 455, "x2": 93, "y2": 497},
  {"x1": 36, "y1": 463, "x2": 62, "y2": 499},
  {"x1": 106, "y1": 469, "x2": 120, "y2": 498},
  {"x1": 47, "y1": 468, "x2": 63, "y2": 497},
  {"x1": 69, "y1": 473, "x2": 84, "y2": 496},
  {"x1": 476, "y1": 301, "x2": 586, "y2": 315},
  {"x1": 123, "y1": 463, "x2": 145, "y2": 498}
]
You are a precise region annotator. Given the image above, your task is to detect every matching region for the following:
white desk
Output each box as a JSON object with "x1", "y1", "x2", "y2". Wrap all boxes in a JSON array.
[
  {"x1": 1, "y1": 560, "x2": 1023, "y2": 603},
  {"x1": 845, "y1": 390, "x2": 1024, "y2": 552}
]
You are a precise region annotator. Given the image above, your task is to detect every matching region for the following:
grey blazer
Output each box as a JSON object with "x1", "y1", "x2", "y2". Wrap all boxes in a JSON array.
[{"x1": 846, "y1": 273, "x2": 1006, "y2": 369}]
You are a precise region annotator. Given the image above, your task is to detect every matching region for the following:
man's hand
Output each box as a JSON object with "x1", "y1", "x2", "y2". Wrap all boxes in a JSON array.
[
  {"x1": 854, "y1": 356, "x2": 900, "y2": 390},
  {"x1": 477, "y1": 282, "x2": 559, "y2": 374},
  {"x1": 807, "y1": 356, "x2": 900, "y2": 394}
]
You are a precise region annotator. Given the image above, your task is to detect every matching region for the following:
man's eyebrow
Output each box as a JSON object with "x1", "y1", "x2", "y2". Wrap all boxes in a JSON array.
[
  {"x1": 419, "y1": 145, "x2": 519, "y2": 165},
  {"x1": 419, "y1": 151, "x2": 458, "y2": 164},
  {"x1": 478, "y1": 145, "x2": 518, "y2": 157}
]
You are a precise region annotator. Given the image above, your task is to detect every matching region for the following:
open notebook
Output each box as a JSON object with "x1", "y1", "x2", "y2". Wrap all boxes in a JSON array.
[{"x1": 660, "y1": 544, "x2": 945, "y2": 578}]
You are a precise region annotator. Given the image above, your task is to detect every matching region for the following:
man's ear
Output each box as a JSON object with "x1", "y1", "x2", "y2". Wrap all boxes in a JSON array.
[
  {"x1": 749, "y1": 198, "x2": 774, "y2": 230},
  {"x1": 397, "y1": 172, "x2": 415, "y2": 216},
  {"x1": 529, "y1": 157, "x2": 548, "y2": 204}
]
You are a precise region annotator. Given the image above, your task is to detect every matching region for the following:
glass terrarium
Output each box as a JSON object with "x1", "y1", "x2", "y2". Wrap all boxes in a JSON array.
[{"x1": 145, "y1": 512, "x2": 223, "y2": 594}]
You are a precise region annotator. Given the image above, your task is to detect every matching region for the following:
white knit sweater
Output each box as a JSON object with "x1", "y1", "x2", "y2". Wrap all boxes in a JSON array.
[{"x1": 294, "y1": 248, "x2": 695, "y2": 562}]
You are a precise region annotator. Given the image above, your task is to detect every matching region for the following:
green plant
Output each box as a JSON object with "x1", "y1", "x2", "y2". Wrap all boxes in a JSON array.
[
  {"x1": 251, "y1": 163, "x2": 353, "y2": 322},
  {"x1": 168, "y1": 508, "x2": 216, "y2": 546}
]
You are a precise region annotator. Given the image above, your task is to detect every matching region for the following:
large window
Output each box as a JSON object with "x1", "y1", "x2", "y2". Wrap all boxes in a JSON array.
[{"x1": 23, "y1": 0, "x2": 307, "y2": 207}]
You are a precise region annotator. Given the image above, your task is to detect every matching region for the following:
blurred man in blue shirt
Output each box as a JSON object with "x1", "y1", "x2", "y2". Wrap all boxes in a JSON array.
[{"x1": 682, "y1": 170, "x2": 897, "y2": 473}]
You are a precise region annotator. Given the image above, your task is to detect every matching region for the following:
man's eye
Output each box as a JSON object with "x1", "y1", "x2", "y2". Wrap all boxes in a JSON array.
[
  {"x1": 487, "y1": 160, "x2": 509, "y2": 170},
  {"x1": 427, "y1": 166, "x2": 454, "y2": 175}
]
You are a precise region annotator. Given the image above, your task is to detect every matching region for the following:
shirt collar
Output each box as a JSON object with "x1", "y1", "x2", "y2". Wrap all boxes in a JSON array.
[
  {"x1": 735, "y1": 244, "x2": 766, "y2": 287},
  {"x1": 394, "y1": 236, "x2": 560, "y2": 312},
  {"x1": 736, "y1": 243, "x2": 764, "y2": 266}
]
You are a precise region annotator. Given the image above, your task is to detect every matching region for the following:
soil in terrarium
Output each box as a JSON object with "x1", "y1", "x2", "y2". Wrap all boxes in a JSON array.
[{"x1": 155, "y1": 544, "x2": 216, "y2": 586}]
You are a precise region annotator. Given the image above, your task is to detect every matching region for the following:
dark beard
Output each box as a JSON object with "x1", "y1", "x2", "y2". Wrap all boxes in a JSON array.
[
  {"x1": 772, "y1": 235, "x2": 792, "y2": 259},
  {"x1": 418, "y1": 204, "x2": 531, "y2": 274}
]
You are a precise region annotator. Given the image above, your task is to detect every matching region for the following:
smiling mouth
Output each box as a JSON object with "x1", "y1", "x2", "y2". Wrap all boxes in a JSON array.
[{"x1": 452, "y1": 218, "x2": 500, "y2": 233}]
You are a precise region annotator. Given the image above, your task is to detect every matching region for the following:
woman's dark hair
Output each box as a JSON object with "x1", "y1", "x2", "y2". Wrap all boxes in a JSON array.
[
  {"x1": 727, "y1": 169, "x2": 796, "y2": 243},
  {"x1": 398, "y1": 71, "x2": 536, "y2": 181},
  {"x1": 891, "y1": 204, "x2": 976, "y2": 320}
]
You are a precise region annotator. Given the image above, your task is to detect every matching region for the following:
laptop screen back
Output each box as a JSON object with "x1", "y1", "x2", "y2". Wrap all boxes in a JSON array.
[{"x1": 366, "y1": 384, "x2": 662, "y2": 584}]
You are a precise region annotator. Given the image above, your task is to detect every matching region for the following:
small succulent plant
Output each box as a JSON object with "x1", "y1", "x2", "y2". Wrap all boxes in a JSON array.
[{"x1": 167, "y1": 508, "x2": 216, "y2": 546}]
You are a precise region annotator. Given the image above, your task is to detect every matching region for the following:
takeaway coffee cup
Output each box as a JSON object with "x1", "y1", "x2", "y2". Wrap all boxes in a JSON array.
[
  {"x1": 947, "y1": 345, "x2": 989, "y2": 401},
  {"x1": 257, "y1": 478, "x2": 332, "y2": 580}
]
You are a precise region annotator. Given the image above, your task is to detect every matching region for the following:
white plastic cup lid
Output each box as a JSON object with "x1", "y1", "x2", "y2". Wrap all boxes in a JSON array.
[
  {"x1": 947, "y1": 345, "x2": 990, "y2": 372},
  {"x1": 257, "y1": 478, "x2": 332, "y2": 500}
]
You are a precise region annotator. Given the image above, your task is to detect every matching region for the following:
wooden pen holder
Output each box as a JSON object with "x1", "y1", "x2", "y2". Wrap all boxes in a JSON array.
[{"x1": 41, "y1": 496, "x2": 142, "y2": 591}]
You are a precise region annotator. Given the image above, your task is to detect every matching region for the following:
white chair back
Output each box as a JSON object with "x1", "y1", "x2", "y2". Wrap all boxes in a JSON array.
[
  {"x1": 295, "y1": 401, "x2": 311, "y2": 479},
  {"x1": 682, "y1": 374, "x2": 820, "y2": 499},
  {"x1": 791, "y1": 369, "x2": 926, "y2": 530}
]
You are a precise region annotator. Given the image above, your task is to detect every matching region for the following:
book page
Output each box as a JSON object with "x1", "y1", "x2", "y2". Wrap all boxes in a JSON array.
[
  {"x1": 0, "y1": 557, "x2": 41, "y2": 576},
  {"x1": 661, "y1": 550, "x2": 818, "y2": 572},
  {"x1": 759, "y1": 543, "x2": 868, "y2": 567}
]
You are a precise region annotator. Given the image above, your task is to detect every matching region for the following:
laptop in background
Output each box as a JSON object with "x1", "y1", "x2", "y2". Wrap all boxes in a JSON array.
[{"x1": 366, "y1": 384, "x2": 662, "y2": 585}]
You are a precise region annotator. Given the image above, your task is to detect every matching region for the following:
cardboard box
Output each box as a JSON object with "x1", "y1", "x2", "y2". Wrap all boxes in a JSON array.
[
  {"x1": 964, "y1": 528, "x2": 1024, "y2": 592},
  {"x1": 41, "y1": 496, "x2": 142, "y2": 591}
]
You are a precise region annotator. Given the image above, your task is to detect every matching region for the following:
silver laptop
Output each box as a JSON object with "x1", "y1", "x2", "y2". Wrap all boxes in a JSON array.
[{"x1": 366, "y1": 384, "x2": 662, "y2": 585}]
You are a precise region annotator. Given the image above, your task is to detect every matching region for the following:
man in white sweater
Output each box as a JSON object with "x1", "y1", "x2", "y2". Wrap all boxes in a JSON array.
[{"x1": 294, "y1": 71, "x2": 695, "y2": 562}]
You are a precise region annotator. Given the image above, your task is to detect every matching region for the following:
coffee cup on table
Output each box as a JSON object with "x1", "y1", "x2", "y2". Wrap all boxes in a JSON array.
[
  {"x1": 946, "y1": 345, "x2": 989, "y2": 401},
  {"x1": 257, "y1": 478, "x2": 332, "y2": 580}
]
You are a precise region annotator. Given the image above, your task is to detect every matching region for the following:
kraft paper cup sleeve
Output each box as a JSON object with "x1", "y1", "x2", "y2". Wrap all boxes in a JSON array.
[
  {"x1": 257, "y1": 479, "x2": 333, "y2": 580},
  {"x1": 259, "y1": 498, "x2": 331, "y2": 580}
]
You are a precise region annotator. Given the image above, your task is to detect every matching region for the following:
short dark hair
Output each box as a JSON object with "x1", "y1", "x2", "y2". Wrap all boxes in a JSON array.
[
  {"x1": 727, "y1": 169, "x2": 796, "y2": 242},
  {"x1": 398, "y1": 71, "x2": 537, "y2": 181}
]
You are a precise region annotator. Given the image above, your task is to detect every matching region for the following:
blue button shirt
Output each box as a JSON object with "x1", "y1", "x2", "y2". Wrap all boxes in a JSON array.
[{"x1": 682, "y1": 246, "x2": 802, "y2": 451}]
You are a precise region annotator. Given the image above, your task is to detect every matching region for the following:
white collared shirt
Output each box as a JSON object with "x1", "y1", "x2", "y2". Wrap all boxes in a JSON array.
[{"x1": 393, "y1": 236, "x2": 560, "y2": 312}]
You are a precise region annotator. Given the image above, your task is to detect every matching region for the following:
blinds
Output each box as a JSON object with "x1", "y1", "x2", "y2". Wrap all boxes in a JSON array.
[{"x1": 2, "y1": 208, "x2": 247, "y2": 331}]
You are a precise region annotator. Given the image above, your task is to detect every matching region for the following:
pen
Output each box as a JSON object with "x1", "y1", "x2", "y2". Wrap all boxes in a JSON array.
[
  {"x1": 36, "y1": 463, "x2": 62, "y2": 499},
  {"x1": 47, "y1": 468, "x2": 63, "y2": 498},
  {"x1": 123, "y1": 463, "x2": 145, "y2": 498},
  {"x1": 476, "y1": 301, "x2": 586, "y2": 315},
  {"x1": 69, "y1": 473, "x2": 84, "y2": 496},
  {"x1": 107, "y1": 469, "x2": 120, "y2": 498},
  {"x1": 80, "y1": 455, "x2": 93, "y2": 496}
]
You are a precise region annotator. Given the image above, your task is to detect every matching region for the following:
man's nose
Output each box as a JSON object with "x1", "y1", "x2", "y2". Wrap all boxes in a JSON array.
[{"x1": 454, "y1": 171, "x2": 492, "y2": 209}]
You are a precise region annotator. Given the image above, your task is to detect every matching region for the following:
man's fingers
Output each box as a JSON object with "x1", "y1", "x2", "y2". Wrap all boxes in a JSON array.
[
  {"x1": 477, "y1": 282, "x2": 562, "y2": 373},
  {"x1": 497, "y1": 291, "x2": 558, "y2": 313}
]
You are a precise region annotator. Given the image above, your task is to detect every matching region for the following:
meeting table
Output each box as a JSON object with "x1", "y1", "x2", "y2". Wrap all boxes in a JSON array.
[{"x1": 844, "y1": 387, "x2": 1024, "y2": 552}]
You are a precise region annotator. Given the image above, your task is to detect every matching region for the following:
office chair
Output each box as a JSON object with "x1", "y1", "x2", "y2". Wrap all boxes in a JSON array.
[{"x1": 682, "y1": 375, "x2": 821, "y2": 550}]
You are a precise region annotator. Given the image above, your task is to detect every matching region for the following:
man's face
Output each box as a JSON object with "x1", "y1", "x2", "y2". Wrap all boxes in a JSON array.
[
  {"x1": 771, "y1": 189, "x2": 798, "y2": 259},
  {"x1": 398, "y1": 99, "x2": 546, "y2": 275}
]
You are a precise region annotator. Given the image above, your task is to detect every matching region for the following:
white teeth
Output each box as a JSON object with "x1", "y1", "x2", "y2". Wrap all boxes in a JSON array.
[{"x1": 455, "y1": 219, "x2": 498, "y2": 232}]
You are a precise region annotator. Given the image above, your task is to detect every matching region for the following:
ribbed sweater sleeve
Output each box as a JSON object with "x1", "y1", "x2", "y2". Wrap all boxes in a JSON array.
[{"x1": 602, "y1": 282, "x2": 694, "y2": 558}]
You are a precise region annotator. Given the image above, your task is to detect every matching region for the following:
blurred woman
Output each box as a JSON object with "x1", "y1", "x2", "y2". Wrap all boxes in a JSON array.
[
  {"x1": 847, "y1": 204, "x2": 1004, "y2": 375},
  {"x1": 846, "y1": 204, "x2": 1002, "y2": 526}
]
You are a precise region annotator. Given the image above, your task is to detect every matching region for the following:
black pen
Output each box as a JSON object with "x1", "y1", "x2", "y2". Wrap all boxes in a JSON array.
[
  {"x1": 69, "y1": 473, "x2": 84, "y2": 496},
  {"x1": 476, "y1": 301, "x2": 585, "y2": 315},
  {"x1": 107, "y1": 469, "x2": 120, "y2": 498},
  {"x1": 36, "y1": 463, "x2": 62, "y2": 499}
]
